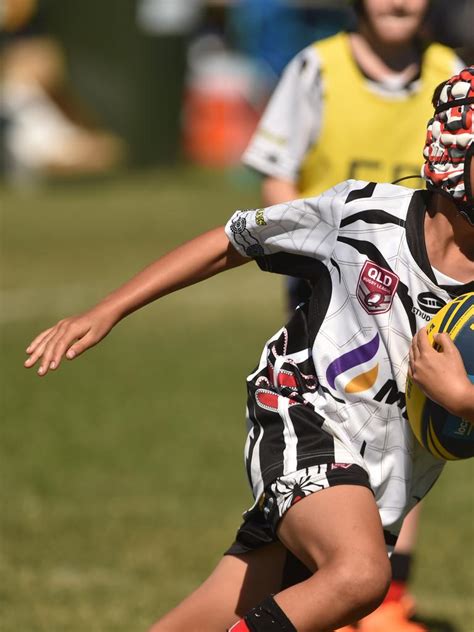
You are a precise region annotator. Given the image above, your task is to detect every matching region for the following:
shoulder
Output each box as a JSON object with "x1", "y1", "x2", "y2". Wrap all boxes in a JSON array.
[
  {"x1": 282, "y1": 42, "x2": 323, "y2": 89},
  {"x1": 270, "y1": 33, "x2": 353, "y2": 99},
  {"x1": 314, "y1": 179, "x2": 415, "y2": 204},
  {"x1": 314, "y1": 180, "x2": 419, "y2": 223},
  {"x1": 282, "y1": 32, "x2": 350, "y2": 84},
  {"x1": 313, "y1": 31, "x2": 349, "y2": 56}
]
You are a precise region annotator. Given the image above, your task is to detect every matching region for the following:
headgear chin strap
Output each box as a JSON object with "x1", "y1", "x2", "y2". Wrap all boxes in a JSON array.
[{"x1": 422, "y1": 67, "x2": 474, "y2": 225}]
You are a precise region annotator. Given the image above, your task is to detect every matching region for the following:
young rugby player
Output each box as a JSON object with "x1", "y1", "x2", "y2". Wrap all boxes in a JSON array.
[
  {"x1": 244, "y1": 2, "x2": 465, "y2": 627},
  {"x1": 25, "y1": 68, "x2": 474, "y2": 632}
]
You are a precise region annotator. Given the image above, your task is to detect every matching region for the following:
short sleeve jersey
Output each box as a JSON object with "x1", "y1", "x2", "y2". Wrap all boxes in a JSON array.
[{"x1": 225, "y1": 180, "x2": 474, "y2": 531}]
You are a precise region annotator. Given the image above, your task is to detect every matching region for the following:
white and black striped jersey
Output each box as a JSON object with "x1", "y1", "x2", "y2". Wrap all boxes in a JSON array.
[{"x1": 225, "y1": 180, "x2": 474, "y2": 536}]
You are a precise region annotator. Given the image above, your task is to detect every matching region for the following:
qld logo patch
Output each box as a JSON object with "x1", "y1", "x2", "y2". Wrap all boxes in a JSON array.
[{"x1": 357, "y1": 261, "x2": 399, "y2": 315}]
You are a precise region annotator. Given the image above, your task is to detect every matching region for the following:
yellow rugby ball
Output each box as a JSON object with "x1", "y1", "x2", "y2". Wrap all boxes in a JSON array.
[{"x1": 406, "y1": 292, "x2": 474, "y2": 460}]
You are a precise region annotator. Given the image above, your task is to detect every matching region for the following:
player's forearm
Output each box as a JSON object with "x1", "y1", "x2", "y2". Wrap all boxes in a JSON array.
[
  {"x1": 98, "y1": 226, "x2": 247, "y2": 321},
  {"x1": 262, "y1": 177, "x2": 299, "y2": 206},
  {"x1": 25, "y1": 227, "x2": 248, "y2": 376},
  {"x1": 430, "y1": 381, "x2": 474, "y2": 423},
  {"x1": 454, "y1": 383, "x2": 474, "y2": 424}
]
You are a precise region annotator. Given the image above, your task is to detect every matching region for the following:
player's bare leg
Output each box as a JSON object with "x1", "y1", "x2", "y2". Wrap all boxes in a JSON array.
[
  {"x1": 356, "y1": 505, "x2": 426, "y2": 632},
  {"x1": 150, "y1": 485, "x2": 390, "y2": 632},
  {"x1": 147, "y1": 541, "x2": 288, "y2": 632},
  {"x1": 271, "y1": 485, "x2": 391, "y2": 632},
  {"x1": 396, "y1": 505, "x2": 421, "y2": 554},
  {"x1": 389, "y1": 503, "x2": 422, "y2": 613}
]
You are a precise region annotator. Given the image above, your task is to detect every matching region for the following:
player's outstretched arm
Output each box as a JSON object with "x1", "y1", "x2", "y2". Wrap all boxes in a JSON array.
[
  {"x1": 408, "y1": 328, "x2": 474, "y2": 423},
  {"x1": 25, "y1": 227, "x2": 247, "y2": 377}
]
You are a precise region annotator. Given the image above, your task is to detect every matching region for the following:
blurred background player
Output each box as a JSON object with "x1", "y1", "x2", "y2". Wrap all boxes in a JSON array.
[{"x1": 242, "y1": 2, "x2": 464, "y2": 631}]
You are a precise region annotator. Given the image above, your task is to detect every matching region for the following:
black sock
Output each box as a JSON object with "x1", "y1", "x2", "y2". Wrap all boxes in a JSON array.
[{"x1": 390, "y1": 552, "x2": 413, "y2": 583}]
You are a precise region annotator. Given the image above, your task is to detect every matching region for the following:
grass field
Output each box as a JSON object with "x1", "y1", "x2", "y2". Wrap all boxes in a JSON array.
[{"x1": 1, "y1": 168, "x2": 473, "y2": 632}]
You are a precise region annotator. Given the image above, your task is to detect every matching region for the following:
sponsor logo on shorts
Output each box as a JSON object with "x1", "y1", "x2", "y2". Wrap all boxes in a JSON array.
[{"x1": 357, "y1": 260, "x2": 399, "y2": 315}]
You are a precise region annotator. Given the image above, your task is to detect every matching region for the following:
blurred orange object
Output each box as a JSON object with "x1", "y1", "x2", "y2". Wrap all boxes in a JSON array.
[
  {"x1": 183, "y1": 86, "x2": 260, "y2": 167},
  {"x1": 182, "y1": 37, "x2": 268, "y2": 168},
  {"x1": 356, "y1": 600, "x2": 427, "y2": 632}
]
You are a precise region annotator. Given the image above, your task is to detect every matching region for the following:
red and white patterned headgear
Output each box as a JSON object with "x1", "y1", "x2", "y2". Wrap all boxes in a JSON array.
[{"x1": 422, "y1": 67, "x2": 474, "y2": 224}]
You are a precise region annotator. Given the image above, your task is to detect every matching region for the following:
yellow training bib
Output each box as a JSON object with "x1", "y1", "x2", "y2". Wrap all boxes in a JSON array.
[{"x1": 299, "y1": 33, "x2": 458, "y2": 197}]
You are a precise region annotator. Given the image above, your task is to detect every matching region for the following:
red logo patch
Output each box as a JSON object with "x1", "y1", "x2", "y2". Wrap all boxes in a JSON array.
[{"x1": 357, "y1": 261, "x2": 399, "y2": 315}]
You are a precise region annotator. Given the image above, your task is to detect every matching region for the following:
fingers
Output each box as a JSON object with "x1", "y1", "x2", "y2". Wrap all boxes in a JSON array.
[
  {"x1": 24, "y1": 318, "x2": 92, "y2": 376},
  {"x1": 38, "y1": 329, "x2": 75, "y2": 373},
  {"x1": 25, "y1": 327, "x2": 54, "y2": 356},
  {"x1": 433, "y1": 332, "x2": 456, "y2": 353},
  {"x1": 414, "y1": 326, "x2": 430, "y2": 354},
  {"x1": 409, "y1": 328, "x2": 431, "y2": 380},
  {"x1": 408, "y1": 341, "x2": 415, "y2": 378},
  {"x1": 411, "y1": 332, "x2": 419, "y2": 359},
  {"x1": 60, "y1": 332, "x2": 100, "y2": 365},
  {"x1": 24, "y1": 304, "x2": 117, "y2": 377},
  {"x1": 409, "y1": 328, "x2": 425, "y2": 366},
  {"x1": 24, "y1": 327, "x2": 59, "y2": 370}
]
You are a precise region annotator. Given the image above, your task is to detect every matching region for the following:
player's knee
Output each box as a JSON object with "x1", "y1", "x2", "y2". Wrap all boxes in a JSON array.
[
  {"x1": 333, "y1": 552, "x2": 391, "y2": 615},
  {"x1": 356, "y1": 556, "x2": 391, "y2": 611}
]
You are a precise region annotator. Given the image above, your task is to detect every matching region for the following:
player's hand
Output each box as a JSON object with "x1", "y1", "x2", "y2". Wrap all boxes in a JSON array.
[
  {"x1": 408, "y1": 328, "x2": 473, "y2": 416},
  {"x1": 24, "y1": 305, "x2": 119, "y2": 376}
]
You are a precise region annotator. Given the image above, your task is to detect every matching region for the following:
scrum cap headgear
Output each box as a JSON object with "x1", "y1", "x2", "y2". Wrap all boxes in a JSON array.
[{"x1": 422, "y1": 67, "x2": 474, "y2": 225}]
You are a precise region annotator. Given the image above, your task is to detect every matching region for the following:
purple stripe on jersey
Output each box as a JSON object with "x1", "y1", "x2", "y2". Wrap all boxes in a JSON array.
[{"x1": 326, "y1": 333, "x2": 380, "y2": 390}]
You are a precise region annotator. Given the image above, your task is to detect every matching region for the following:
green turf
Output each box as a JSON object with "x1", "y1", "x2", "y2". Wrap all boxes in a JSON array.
[{"x1": 1, "y1": 168, "x2": 473, "y2": 631}]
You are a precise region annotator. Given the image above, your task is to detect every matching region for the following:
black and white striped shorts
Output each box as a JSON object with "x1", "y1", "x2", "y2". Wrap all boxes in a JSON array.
[{"x1": 227, "y1": 308, "x2": 372, "y2": 557}]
